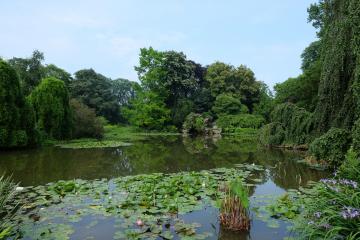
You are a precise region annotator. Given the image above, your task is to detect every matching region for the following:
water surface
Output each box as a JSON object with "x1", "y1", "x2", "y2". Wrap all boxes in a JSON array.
[{"x1": 0, "y1": 136, "x2": 328, "y2": 239}]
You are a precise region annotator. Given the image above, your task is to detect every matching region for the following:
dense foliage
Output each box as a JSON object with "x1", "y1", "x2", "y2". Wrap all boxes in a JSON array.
[
  {"x1": 123, "y1": 91, "x2": 172, "y2": 131},
  {"x1": 216, "y1": 114, "x2": 265, "y2": 133},
  {"x1": 70, "y1": 69, "x2": 121, "y2": 124},
  {"x1": 261, "y1": 103, "x2": 314, "y2": 146},
  {"x1": 70, "y1": 99, "x2": 104, "y2": 139},
  {"x1": 309, "y1": 128, "x2": 351, "y2": 166},
  {"x1": 30, "y1": 77, "x2": 72, "y2": 140},
  {"x1": 0, "y1": 60, "x2": 38, "y2": 148}
]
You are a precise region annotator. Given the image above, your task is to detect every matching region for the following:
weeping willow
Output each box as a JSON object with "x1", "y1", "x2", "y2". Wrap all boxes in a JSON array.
[{"x1": 314, "y1": 0, "x2": 360, "y2": 132}]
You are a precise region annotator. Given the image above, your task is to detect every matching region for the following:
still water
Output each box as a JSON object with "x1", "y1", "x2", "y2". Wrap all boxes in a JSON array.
[{"x1": 0, "y1": 136, "x2": 328, "y2": 239}]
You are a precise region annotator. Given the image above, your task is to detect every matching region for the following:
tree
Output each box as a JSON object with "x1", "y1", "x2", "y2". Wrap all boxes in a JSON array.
[
  {"x1": 123, "y1": 91, "x2": 171, "y2": 131},
  {"x1": 206, "y1": 62, "x2": 260, "y2": 112},
  {"x1": 70, "y1": 99, "x2": 104, "y2": 139},
  {"x1": 0, "y1": 59, "x2": 38, "y2": 147},
  {"x1": 313, "y1": 0, "x2": 360, "y2": 132},
  {"x1": 70, "y1": 69, "x2": 120, "y2": 123},
  {"x1": 253, "y1": 82, "x2": 274, "y2": 122},
  {"x1": 8, "y1": 50, "x2": 44, "y2": 96},
  {"x1": 30, "y1": 77, "x2": 72, "y2": 140},
  {"x1": 112, "y1": 78, "x2": 139, "y2": 106},
  {"x1": 43, "y1": 64, "x2": 72, "y2": 86},
  {"x1": 212, "y1": 94, "x2": 248, "y2": 117},
  {"x1": 135, "y1": 48, "x2": 202, "y2": 128},
  {"x1": 274, "y1": 60, "x2": 321, "y2": 112}
]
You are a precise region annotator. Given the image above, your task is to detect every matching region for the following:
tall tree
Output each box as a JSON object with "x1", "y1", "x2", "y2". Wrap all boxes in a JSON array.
[
  {"x1": 0, "y1": 59, "x2": 38, "y2": 147},
  {"x1": 43, "y1": 64, "x2": 72, "y2": 86},
  {"x1": 30, "y1": 77, "x2": 72, "y2": 140},
  {"x1": 70, "y1": 69, "x2": 120, "y2": 123},
  {"x1": 8, "y1": 50, "x2": 44, "y2": 96},
  {"x1": 135, "y1": 47, "x2": 203, "y2": 128},
  {"x1": 206, "y1": 62, "x2": 261, "y2": 112},
  {"x1": 312, "y1": 0, "x2": 360, "y2": 132}
]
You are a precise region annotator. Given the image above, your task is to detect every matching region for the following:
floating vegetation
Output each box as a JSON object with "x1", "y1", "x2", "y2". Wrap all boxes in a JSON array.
[
  {"x1": 9, "y1": 165, "x2": 265, "y2": 239},
  {"x1": 219, "y1": 180, "x2": 251, "y2": 231},
  {"x1": 56, "y1": 139, "x2": 132, "y2": 149}
]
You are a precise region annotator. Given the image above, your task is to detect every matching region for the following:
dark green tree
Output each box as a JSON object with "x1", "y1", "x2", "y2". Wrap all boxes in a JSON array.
[
  {"x1": 206, "y1": 62, "x2": 260, "y2": 112},
  {"x1": 30, "y1": 77, "x2": 72, "y2": 139},
  {"x1": 70, "y1": 69, "x2": 120, "y2": 123},
  {"x1": 70, "y1": 99, "x2": 104, "y2": 139},
  {"x1": 0, "y1": 59, "x2": 38, "y2": 147},
  {"x1": 43, "y1": 64, "x2": 72, "y2": 86},
  {"x1": 8, "y1": 50, "x2": 44, "y2": 96}
]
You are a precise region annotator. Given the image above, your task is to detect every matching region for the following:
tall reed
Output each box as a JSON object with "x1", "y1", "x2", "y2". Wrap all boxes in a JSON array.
[{"x1": 219, "y1": 179, "x2": 251, "y2": 231}]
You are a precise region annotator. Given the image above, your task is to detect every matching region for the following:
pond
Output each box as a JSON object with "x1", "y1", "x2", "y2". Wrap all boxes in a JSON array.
[{"x1": 0, "y1": 136, "x2": 328, "y2": 240}]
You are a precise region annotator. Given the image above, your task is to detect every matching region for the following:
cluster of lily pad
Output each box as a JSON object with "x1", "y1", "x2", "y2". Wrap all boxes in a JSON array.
[{"x1": 10, "y1": 164, "x2": 265, "y2": 239}]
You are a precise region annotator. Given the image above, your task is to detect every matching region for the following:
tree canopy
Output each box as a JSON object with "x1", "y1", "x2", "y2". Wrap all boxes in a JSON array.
[{"x1": 30, "y1": 77, "x2": 72, "y2": 140}]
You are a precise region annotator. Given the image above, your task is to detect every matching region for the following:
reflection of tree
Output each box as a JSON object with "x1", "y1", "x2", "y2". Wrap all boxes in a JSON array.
[
  {"x1": 0, "y1": 136, "x2": 329, "y2": 189},
  {"x1": 251, "y1": 150, "x2": 328, "y2": 190}
]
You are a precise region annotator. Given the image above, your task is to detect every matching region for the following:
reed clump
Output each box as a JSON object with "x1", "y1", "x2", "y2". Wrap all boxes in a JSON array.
[{"x1": 219, "y1": 179, "x2": 250, "y2": 231}]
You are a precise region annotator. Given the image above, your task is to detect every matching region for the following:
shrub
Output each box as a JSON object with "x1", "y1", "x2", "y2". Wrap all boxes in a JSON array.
[
  {"x1": 182, "y1": 113, "x2": 211, "y2": 135},
  {"x1": 70, "y1": 99, "x2": 104, "y2": 139},
  {"x1": 258, "y1": 122, "x2": 285, "y2": 146},
  {"x1": 216, "y1": 114, "x2": 265, "y2": 133},
  {"x1": 309, "y1": 128, "x2": 351, "y2": 166},
  {"x1": 338, "y1": 148, "x2": 360, "y2": 183}
]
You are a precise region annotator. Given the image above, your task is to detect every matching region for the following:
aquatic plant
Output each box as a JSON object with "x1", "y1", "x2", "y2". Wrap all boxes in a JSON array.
[
  {"x1": 219, "y1": 179, "x2": 251, "y2": 231},
  {"x1": 0, "y1": 175, "x2": 19, "y2": 239},
  {"x1": 13, "y1": 165, "x2": 262, "y2": 239},
  {"x1": 289, "y1": 149, "x2": 360, "y2": 240}
]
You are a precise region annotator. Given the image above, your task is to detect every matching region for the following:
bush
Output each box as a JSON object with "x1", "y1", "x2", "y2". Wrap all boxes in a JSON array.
[
  {"x1": 338, "y1": 148, "x2": 360, "y2": 183},
  {"x1": 309, "y1": 128, "x2": 351, "y2": 166},
  {"x1": 258, "y1": 122, "x2": 285, "y2": 146},
  {"x1": 216, "y1": 114, "x2": 265, "y2": 134},
  {"x1": 70, "y1": 99, "x2": 104, "y2": 139},
  {"x1": 182, "y1": 113, "x2": 211, "y2": 135}
]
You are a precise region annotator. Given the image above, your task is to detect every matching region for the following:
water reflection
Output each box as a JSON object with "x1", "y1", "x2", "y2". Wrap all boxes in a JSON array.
[
  {"x1": 0, "y1": 136, "x2": 329, "y2": 240},
  {"x1": 0, "y1": 136, "x2": 326, "y2": 188}
]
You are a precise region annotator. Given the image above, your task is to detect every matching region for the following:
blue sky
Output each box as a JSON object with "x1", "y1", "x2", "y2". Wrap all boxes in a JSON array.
[{"x1": 0, "y1": 0, "x2": 318, "y2": 88}]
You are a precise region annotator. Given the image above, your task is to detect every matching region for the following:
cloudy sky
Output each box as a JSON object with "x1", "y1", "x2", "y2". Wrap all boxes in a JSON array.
[{"x1": 0, "y1": 0, "x2": 318, "y2": 88}]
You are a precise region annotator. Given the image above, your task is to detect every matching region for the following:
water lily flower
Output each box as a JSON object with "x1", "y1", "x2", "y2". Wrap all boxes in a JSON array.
[{"x1": 136, "y1": 219, "x2": 144, "y2": 226}]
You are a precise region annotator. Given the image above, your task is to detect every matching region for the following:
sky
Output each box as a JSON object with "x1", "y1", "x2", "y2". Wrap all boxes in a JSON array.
[{"x1": 0, "y1": 0, "x2": 318, "y2": 88}]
